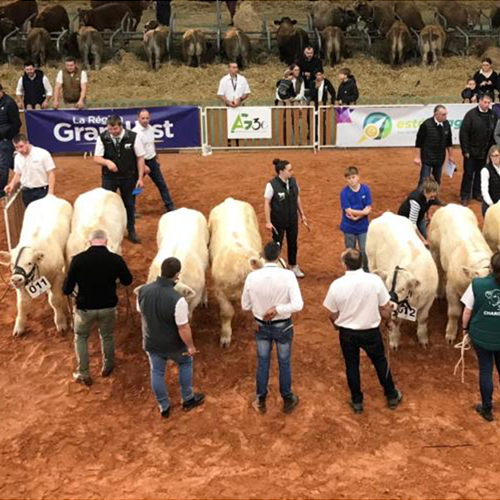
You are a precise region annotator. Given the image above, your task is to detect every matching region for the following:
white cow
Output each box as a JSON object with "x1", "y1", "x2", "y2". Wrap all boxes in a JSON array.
[
  {"x1": 366, "y1": 212, "x2": 438, "y2": 349},
  {"x1": 209, "y1": 198, "x2": 262, "y2": 347},
  {"x1": 483, "y1": 201, "x2": 500, "y2": 253},
  {"x1": 428, "y1": 204, "x2": 493, "y2": 343},
  {"x1": 0, "y1": 195, "x2": 72, "y2": 336},
  {"x1": 147, "y1": 208, "x2": 209, "y2": 314},
  {"x1": 66, "y1": 188, "x2": 126, "y2": 262}
]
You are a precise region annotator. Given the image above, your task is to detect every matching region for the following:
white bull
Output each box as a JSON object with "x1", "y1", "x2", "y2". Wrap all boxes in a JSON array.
[
  {"x1": 483, "y1": 201, "x2": 500, "y2": 253},
  {"x1": 66, "y1": 188, "x2": 126, "y2": 262},
  {"x1": 428, "y1": 204, "x2": 492, "y2": 343},
  {"x1": 147, "y1": 208, "x2": 209, "y2": 314},
  {"x1": 0, "y1": 195, "x2": 72, "y2": 336},
  {"x1": 366, "y1": 212, "x2": 438, "y2": 349},
  {"x1": 209, "y1": 198, "x2": 262, "y2": 347}
]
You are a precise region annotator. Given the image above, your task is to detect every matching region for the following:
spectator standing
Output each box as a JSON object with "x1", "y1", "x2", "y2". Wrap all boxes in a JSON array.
[
  {"x1": 132, "y1": 109, "x2": 176, "y2": 212},
  {"x1": 398, "y1": 177, "x2": 440, "y2": 245},
  {"x1": 53, "y1": 57, "x2": 88, "y2": 110},
  {"x1": 0, "y1": 83, "x2": 21, "y2": 199},
  {"x1": 156, "y1": 0, "x2": 172, "y2": 26},
  {"x1": 241, "y1": 241, "x2": 303, "y2": 414},
  {"x1": 94, "y1": 115, "x2": 146, "y2": 244},
  {"x1": 473, "y1": 57, "x2": 497, "y2": 101},
  {"x1": 4, "y1": 134, "x2": 55, "y2": 207},
  {"x1": 323, "y1": 248, "x2": 402, "y2": 415},
  {"x1": 275, "y1": 68, "x2": 296, "y2": 105},
  {"x1": 461, "y1": 252, "x2": 500, "y2": 422},
  {"x1": 63, "y1": 229, "x2": 133, "y2": 387},
  {"x1": 340, "y1": 166, "x2": 372, "y2": 272},
  {"x1": 481, "y1": 145, "x2": 500, "y2": 216},
  {"x1": 309, "y1": 69, "x2": 336, "y2": 108},
  {"x1": 337, "y1": 68, "x2": 359, "y2": 105},
  {"x1": 138, "y1": 257, "x2": 205, "y2": 418},
  {"x1": 264, "y1": 158, "x2": 308, "y2": 278},
  {"x1": 16, "y1": 62, "x2": 52, "y2": 110},
  {"x1": 297, "y1": 46, "x2": 323, "y2": 100},
  {"x1": 217, "y1": 62, "x2": 250, "y2": 108},
  {"x1": 462, "y1": 78, "x2": 479, "y2": 103},
  {"x1": 460, "y1": 94, "x2": 497, "y2": 206},
  {"x1": 414, "y1": 105, "x2": 454, "y2": 188}
]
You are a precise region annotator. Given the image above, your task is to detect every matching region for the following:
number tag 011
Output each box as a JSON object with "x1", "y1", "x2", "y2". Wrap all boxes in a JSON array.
[
  {"x1": 25, "y1": 276, "x2": 51, "y2": 299},
  {"x1": 396, "y1": 300, "x2": 417, "y2": 322}
]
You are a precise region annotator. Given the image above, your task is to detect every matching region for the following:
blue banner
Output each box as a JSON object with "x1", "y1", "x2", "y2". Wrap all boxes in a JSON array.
[{"x1": 25, "y1": 106, "x2": 201, "y2": 154}]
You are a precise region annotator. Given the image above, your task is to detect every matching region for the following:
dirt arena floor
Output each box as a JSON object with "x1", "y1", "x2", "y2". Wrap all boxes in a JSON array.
[{"x1": 1, "y1": 147, "x2": 500, "y2": 500}]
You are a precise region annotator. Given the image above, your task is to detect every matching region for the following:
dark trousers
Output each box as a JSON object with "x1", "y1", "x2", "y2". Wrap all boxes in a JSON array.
[
  {"x1": 0, "y1": 139, "x2": 14, "y2": 197},
  {"x1": 339, "y1": 327, "x2": 398, "y2": 405},
  {"x1": 418, "y1": 163, "x2": 443, "y2": 187},
  {"x1": 102, "y1": 177, "x2": 136, "y2": 233},
  {"x1": 472, "y1": 341, "x2": 500, "y2": 409},
  {"x1": 461, "y1": 157, "x2": 485, "y2": 201},
  {"x1": 482, "y1": 201, "x2": 490, "y2": 218},
  {"x1": 146, "y1": 157, "x2": 175, "y2": 211},
  {"x1": 22, "y1": 186, "x2": 48, "y2": 207},
  {"x1": 156, "y1": 0, "x2": 171, "y2": 26},
  {"x1": 273, "y1": 223, "x2": 298, "y2": 266}
]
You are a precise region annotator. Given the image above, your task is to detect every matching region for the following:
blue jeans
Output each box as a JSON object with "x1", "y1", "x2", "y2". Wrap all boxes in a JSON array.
[
  {"x1": 0, "y1": 139, "x2": 14, "y2": 197},
  {"x1": 102, "y1": 176, "x2": 136, "y2": 233},
  {"x1": 418, "y1": 163, "x2": 443, "y2": 187},
  {"x1": 22, "y1": 186, "x2": 48, "y2": 207},
  {"x1": 344, "y1": 232, "x2": 368, "y2": 271},
  {"x1": 255, "y1": 319, "x2": 294, "y2": 400},
  {"x1": 146, "y1": 351, "x2": 194, "y2": 412},
  {"x1": 146, "y1": 157, "x2": 175, "y2": 211},
  {"x1": 417, "y1": 218, "x2": 428, "y2": 239},
  {"x1": 472, "y1": 341, "x2": 500, "y2": 409}
]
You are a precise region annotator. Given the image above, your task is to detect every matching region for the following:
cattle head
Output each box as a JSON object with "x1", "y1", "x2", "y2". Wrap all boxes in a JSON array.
[
  {"x1": 0, "y1": 16, "x2": 15, "y2": 37},
  {"x1": 77, "y1": 8, "x2": 91, "y2": 28},
  {"x1": 338, "y1": 7, "x2": 359, "y2": 30},
  {"x1": 0, "y1": 247, "x2": 44, "y2": 289},
  {"x1": 372, "y1": 267, "x2": 421, "y2": 304},
  {"x1": 144, "y1": 19, "x2": 159, "y2": 32},
  {"x1": 461, "y1": 262, "x2": 491, "y2": 281},
  {"x1": 274, "y1": 17, "x2": 297, "y2": 29},
  {"x1": 354, "y1": 1, "x2": 373, "y2": 22},
  {"x1": 467, "y1": 9, "x2": 480, "y2": 30},
  {"x1": 486, "y1": 290, "x2": 500, "y2": 309}
]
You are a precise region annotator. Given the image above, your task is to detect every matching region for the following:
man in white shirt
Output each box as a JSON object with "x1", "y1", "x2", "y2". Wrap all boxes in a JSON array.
[
  {"x1": 323, "y1": 248, "x2": 402, "y2": 414},
  {"x1": 53, "y1": 57, "x2": 88, "y2": 110},
  {"x1": 4, "y1": 134, "x2": 55, "y2": 207},
  {"x1": 217, "y1": 62, "x2": 251, "y2": 108},
  {"x1": 132, "y1": 109, "x2": 175, "y2": 212},
  {"x1": 16, "y1": 62, "x2": 53, "y2": 110},
  {"x1": 242, "y1": 241, "x2": 303, "y2": 414}
]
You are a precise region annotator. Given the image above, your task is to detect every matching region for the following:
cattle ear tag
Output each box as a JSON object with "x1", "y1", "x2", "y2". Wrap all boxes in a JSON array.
[{"x1": 25, "y1": 276, "x2": 51, "y2": 299}]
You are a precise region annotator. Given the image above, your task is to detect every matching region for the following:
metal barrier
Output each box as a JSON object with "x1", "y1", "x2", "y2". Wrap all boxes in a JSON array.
[
  {"x1": 317, "y1": 106, "x2": 336, "y2": 150},
  {"x1": 2, "y1": 187, "x2": 25, "y2": 251},
  {"x1": 204, "y1": 106, "x2": 316, "y2": 151}
]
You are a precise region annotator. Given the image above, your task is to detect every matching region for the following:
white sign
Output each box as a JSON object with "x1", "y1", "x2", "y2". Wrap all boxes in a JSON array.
[
  {"x1": 227, "y1": 107, "x2": 272, "y2": 139},
  {"x1": 396, "y1": 300, "x2": 417, "y2": 322},
  {"x1": 335, "y1": 104, "x2": 476, "y2": 148},
  {"x1": 26, "y1": 276, "x2": 51, "y2": 299}
]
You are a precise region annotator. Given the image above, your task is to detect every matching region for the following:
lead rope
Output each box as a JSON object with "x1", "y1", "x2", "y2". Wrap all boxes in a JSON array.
[{"x1": 454, "y1": 334, "x2": 471, "y2": 383}]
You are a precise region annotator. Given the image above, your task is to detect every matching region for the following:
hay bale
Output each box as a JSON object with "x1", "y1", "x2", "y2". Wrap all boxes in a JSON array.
[{"x1": 234, "y1": 2, "x2": 262, "y2": 33}]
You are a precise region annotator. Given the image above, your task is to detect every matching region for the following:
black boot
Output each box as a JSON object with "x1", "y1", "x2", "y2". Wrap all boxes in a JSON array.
[{"x1": 127, "y1": 230, "x2": 141, "y2": 244}]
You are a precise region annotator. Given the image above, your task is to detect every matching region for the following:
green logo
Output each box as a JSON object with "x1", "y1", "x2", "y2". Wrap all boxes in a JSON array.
[
  {"x1": 231, "y1": 113, "x2": 265, "y2": 133},
  {"x1": 359, "y1": 112, "x2": 392, "y2": 143}
]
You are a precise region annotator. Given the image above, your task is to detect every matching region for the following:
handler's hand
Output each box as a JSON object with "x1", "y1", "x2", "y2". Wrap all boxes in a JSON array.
[
  {"x1": 413, "y1": 156, "x2": 421, "y2": 166},
  {"x1": 106, "y1": 161, "x2": 118, "y2": 173},
  {"x1": 265, "y1": 222, "x2": 277, "y2": 234},
  {"x1": 187, "y1": 345, "x2": 197, "y2": 356},
  {"x1": 263, "y1": 307, "x2": 277, "y2": 322},
  {"x1": 135, "y1": 178, "x2": 144, "y2": 189}
]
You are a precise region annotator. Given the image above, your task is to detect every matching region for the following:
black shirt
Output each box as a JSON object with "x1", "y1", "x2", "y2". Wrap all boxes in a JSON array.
[
  {"x1": 415, "y1": 117, "x2": 452, "y2": 167},
  {"x1": 297, "y1": 55, "x2": 324, "y2": 88},
  {"x1": 63, "y1": 246, "x2": 133, "y2": 310},
  {"x1": 473, "y1": 70, "x2": 498, "y2": 100},
  {"x1": 0, "y1": 93, "x2": 21, "y2": 141}
]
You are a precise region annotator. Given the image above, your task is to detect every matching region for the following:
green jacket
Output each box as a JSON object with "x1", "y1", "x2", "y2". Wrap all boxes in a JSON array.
[{"x1": 470, "y1": 275, "x2": 500, "y2": 351}]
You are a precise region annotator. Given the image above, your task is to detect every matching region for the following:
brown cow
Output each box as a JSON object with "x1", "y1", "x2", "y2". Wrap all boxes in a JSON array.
[
  {"x1": 182, "y1": 29, "x2": 206, "y2": 67},
  {"x1": 436, "y1": 1, "x2": 479, "y2": 30},
  {"x1": 0, "y1": 0, "x2": 37, "y2": 28},
  {"x1": 90, "y1": 0, "x2": 149, "y2": 30},
  {"x1": 481, "y1": 47, "x2": 500, "y2": 69},
  {"x1": 420, "y1": 24, "x2": 446, "y2": 69},
  {"x1": 27, "y1": 27, "x2": 50, "y2": 66},
  {"x1": 386, "y1": 21, "x2": 412, "y2": 67},
  {"x1": 321, "y1": 26, "x2": 344, "y2": 66},
  {"x1": 222, "y1": 27, "x2": 251, "y2": 69},
  {"x1": 394, "y1": 1, "x2": 425, "y2": 31},
  {"x1": 33, "y1": 4, "x2": 69, "y2": 33},
  {"x1": 78, "y1": 3, "x2": 133, "y2": 32},
  {"x1": 274, "y1": 17, "x2": 309, "y2": 65},
  {"x1": 311, "y1": 1, "x2": 357, "y2": 31},
  {"x1": 143, "y1": 22, "x2": 169, "y2": 71},
  {"x1": 354, "y1": 0, "x2": 396, "y2": 35},
  {"x1": 78, "y1": 26, "x2": 103, "y2": 71}
]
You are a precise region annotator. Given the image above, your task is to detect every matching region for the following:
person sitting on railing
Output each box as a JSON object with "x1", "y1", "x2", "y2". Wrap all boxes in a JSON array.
[
  {"x1": 473, "y1": 57, "x2": 497, "y2": 101},
  {"x1": 462, "y1": 78, "x2": 479, "y2": 104},
  {"x1": 275, "y1": 65, "x2": 305, "y2": 106},
  {"x1": 296, "y1": 46, "x2": 323, "y2": 101},
  {"x1": 337, "y1": 67, "x2": 359, "y2": 106},
  {"x1": 309, "y1": 70, "x2": 335, "y2": 109}
]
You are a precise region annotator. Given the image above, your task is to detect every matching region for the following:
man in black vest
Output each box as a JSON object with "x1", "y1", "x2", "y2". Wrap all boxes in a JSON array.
[
  {"x1": 264, "y1": 158, "x2": 308, "y2": 278},
  {"x1": 16, "y1": 62, "x2": 52, "y2": 110},
  {"x1": 94, "y1": 115, "x2": 146, "y2": 244},
  {"x1": 138, "y1": 257, "x2": 205, "y2": 418},
  {"x1": 459, "y1": 94, "x2": 498, "y2": 206},
  {"x1": 414, "y1": 105, "x2": 454, "y2": 188},
  {"x1": 0, "y1": 83, "x2": 21, "y2": 200}
]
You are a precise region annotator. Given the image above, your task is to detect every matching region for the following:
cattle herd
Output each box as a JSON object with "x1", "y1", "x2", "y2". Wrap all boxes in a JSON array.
[{"x1": 1, "y1": 188, "x2": 500, "y2": 351}]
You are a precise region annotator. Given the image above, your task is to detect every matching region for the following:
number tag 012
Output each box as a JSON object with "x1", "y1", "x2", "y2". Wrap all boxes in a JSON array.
[
  {"x1": 396, "y1": 300, "x2": 417, "y2": 322},
  {"x1": 25, "y1": 276, "x2": 51, "y2": 299}
]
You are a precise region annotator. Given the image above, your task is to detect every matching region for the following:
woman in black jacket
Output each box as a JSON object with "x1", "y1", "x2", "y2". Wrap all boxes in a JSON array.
[
  {"x1": 309, "y1": 70, "x2": 336, "y2": 108},
  {"x1": 473, "y1": 57, "x2": 498, "y2": 101},
  {"x1": 337, "y1": 67, "x2": 359, "y2": 105}
]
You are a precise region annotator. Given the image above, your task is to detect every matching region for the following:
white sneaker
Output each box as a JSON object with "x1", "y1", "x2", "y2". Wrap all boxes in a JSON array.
[{"x1": 291, "y1": 266, "x2": 305, "y2": 278}]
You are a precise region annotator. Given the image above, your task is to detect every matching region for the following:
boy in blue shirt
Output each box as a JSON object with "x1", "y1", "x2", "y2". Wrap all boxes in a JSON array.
[{"x1": 340, "y1": 166, "x2": 372, "y2": 271}]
